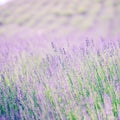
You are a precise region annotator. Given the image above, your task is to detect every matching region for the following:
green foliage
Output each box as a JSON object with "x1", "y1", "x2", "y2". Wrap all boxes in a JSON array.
[
  {"x1": 67, "y1": 111, "x2": 78, "y2": 120},
  {"x1": 45, "y1": 87, "x2": 55, "y2": 107}
]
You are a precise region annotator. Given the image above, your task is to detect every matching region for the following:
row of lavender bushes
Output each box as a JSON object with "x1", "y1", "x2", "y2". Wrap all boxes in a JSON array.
[{"x1": 0, "y1": 35, "x2": 120, "y2": 120}]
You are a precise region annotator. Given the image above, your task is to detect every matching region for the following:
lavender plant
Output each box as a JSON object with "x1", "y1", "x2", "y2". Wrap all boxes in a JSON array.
[{"x1": 0, "y1": 34, "x2": 120, "y2": 120}]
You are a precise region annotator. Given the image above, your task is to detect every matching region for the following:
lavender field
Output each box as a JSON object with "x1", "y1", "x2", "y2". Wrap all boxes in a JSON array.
[{"x1": 0, "y1": 0, "x2": 120, "y2": 120}]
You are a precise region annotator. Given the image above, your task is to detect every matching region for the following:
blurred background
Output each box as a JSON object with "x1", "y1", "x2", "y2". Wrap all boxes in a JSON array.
[{"x1": 0, "y1": 0, "x2": 120, "y2": 38}]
